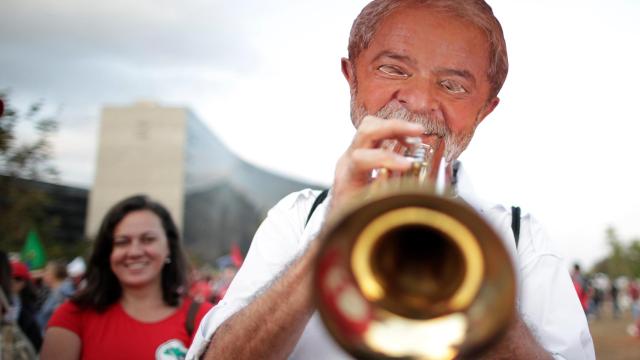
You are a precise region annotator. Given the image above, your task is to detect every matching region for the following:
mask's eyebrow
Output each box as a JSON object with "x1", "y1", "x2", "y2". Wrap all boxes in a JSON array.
[
  {"x1": 434, "y1": 67, "x2": 477, "y2": 86},
  {"x1": 371, "y1": 51, "x2": 417, "y2": 68}
]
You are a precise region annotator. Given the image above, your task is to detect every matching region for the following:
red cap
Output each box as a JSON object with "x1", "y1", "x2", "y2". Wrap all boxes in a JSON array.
[{"x1": 10, "y1": 260, "x2": 31, "y2": 281}]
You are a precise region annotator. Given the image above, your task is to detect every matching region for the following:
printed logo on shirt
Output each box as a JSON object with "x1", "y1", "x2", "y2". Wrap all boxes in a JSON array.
[{"x1": 155, "y1": 339, "x2": 188, "y2": 360}]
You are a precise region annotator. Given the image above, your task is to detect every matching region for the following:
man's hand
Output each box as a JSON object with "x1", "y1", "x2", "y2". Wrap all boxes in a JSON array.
[{"x1": 330, "y1": 115, "x2": 425, "y2": 214}]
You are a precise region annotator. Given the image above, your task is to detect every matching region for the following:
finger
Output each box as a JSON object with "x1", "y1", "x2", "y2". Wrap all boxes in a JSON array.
[
  {"x1": 350, "y1": 148, "x2": 414, "y2": 174},
  {"x1": 351, "y1": 115, "x2": 425, "y2": 149}
]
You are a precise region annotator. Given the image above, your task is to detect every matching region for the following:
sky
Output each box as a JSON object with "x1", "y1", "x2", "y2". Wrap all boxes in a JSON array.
[{"x1": 1, "y1": 0, "x2": 639, "y2": 269}]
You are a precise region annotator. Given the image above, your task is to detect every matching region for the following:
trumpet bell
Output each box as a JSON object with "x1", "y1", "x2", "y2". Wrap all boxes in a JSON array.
[{"x1": 314, "y1": 180, "x2": 516, "y2": 359}]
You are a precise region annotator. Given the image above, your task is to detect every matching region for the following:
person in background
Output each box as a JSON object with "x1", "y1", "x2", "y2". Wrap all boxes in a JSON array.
[
  {"x1": 10, "y1": 260, "x2": 43, "y2": 351},
  {"x1": 630, "y1": 279, "x2": 640, "y2": 323},
  {"x1": 28, "y1": 268, "x2": 49, "y2": 312},
  {"x1": 66, "y1": 257, "x2": 86, "y2": 291},
  {"x1": 188, "y1": 268, "x2": 214, "y2": 304},
  {"x1": 588, "y1": 278, "x2": 604, "y2": 320},
  {"x1": 1, "y1": 251, "x2": 38, "y2": 359},
  {"x1": 41, "y1": 194, "x2": 212, "y2": 359},
  {"x1": 210, "y1": 266, "x2": 237, "y2": 305},
  {"x1": 0, "y1": 251, "x2": 13, "y2": 318},
  {"x1": 610, "y1": 281, "x2": 620, "y2": 319},
  {"x1": 571, "y1": 263, "x2": 588, "y2": 313},
  {"x1": 36, "y1": 260, "x2": 75, "y2": 332}
]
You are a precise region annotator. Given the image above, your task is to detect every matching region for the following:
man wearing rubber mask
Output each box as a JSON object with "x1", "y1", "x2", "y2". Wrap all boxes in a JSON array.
[{"x1": 188, "y1": 1, "x2": 595, "y2": 359}]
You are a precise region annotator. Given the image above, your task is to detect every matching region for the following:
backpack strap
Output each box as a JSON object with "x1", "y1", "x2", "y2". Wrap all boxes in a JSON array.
[
  {"x1": 185, "y1": 298, "x2": 202, "y2": 338},
  {"x1": 305, "y1": 189, "x2": 329, "y2": 227},
  {"x1": 511, "y1": 206, "x2": 521, "y2": 249}
]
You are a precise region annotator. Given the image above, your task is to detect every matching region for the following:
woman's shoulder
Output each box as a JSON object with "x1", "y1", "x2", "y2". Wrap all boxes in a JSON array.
[
  {"x1": 46, "y1": 300, "x2": 88, "y2": 334},
  {"x1": 52, "y1": 300, "x2": 85, "y2": 317}
]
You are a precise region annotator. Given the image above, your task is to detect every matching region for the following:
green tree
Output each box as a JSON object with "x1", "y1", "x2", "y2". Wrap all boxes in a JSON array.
[
  {"x1": 592, "y1": 226, "x2": 640, "y2": 278},
  {"x1": 0, "y1": 91, "x2": 60, "y2": 260},
  {"x1": 627, "y1": 239, "x2": 640, "y2": 278}
]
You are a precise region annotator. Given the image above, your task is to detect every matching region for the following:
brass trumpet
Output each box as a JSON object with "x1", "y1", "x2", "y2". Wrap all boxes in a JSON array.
[{"x1": 313, "y1": 137, "x2": 516, "y2": 359}]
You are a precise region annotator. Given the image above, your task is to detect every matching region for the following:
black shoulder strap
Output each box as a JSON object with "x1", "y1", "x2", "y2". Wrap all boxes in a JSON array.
[
  {"x1": 305, "y1": 189, "x2": 329, "y2": 227},
  {"x1": 185, "y1": 298, "x2": 202, "y2": 338},
  {"x1": 511, "y1": 206, "x2": 521, "y2": 249}
]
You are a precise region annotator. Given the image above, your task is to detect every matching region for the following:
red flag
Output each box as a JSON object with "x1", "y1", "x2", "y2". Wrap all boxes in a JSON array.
[{"x1": 230, "y1": 243, "x2": 244, "y2": 268}]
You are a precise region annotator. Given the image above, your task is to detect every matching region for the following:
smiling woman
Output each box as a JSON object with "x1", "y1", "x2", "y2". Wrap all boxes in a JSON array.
[
  {"x1": 110, "y1": 210, "x2": 171, "y2": 290},
  {"x1": 40, "y1": 195, "x2": 213, "y2": 360}
]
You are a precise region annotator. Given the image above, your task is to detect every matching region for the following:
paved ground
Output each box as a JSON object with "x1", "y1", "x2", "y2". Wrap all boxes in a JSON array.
[{"x1": 589, "y1": 304, "x2": 640, "y2": 359}]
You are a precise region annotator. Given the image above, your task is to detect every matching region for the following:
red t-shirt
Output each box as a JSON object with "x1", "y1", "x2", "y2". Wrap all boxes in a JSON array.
[{"x1": 48, "y1": 298, "x2": 212, "y2": 359}]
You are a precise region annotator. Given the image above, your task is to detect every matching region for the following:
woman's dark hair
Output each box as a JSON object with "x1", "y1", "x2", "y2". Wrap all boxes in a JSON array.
[{"x1": 73, "y1": 194, "x2": 188, "y2": 311}]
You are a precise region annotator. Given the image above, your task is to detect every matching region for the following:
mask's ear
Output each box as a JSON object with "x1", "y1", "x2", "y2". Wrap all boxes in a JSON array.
[
  {"x1": 341, "y1": 57, "x2": 356, "y2": 88},
  {"x1": 477, "y1": 97, "x2": 500, "y2": 125}
]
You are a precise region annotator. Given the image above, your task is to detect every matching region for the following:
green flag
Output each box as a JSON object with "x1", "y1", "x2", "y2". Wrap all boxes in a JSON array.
[{"x1": 21, "y1": 228, "x2": 47, "y2": 270}]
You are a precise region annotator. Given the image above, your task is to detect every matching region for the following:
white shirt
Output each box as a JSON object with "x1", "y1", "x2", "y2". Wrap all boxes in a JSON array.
[{"x1": 187, "y1": 176, "x2": 595, "y2": 359}]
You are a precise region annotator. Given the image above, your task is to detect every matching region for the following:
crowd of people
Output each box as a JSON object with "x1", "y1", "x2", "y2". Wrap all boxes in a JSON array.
[
  {"x1": 1, "y1": 195, "x2": 240, "y2": 359},
  {"x1": 571, "y1": 264, "x2": 640, "y2": 337},
  {"x1": 188, "y1": 266, "x2": 238, "y2": 306},
  {"x1": 0, "y1": 252, "x2": 82, "y2": 354}
]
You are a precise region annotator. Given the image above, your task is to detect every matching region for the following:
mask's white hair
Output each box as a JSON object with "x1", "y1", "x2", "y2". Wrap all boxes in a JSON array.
[{"x1": 348, "y1": 0, "x2": 508, "y2": 99}]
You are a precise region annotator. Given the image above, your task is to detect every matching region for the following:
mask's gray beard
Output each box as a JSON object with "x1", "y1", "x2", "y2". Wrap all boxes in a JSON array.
[{"x1": 350, "y1": 99, "x2": 476, "y2": 161}]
